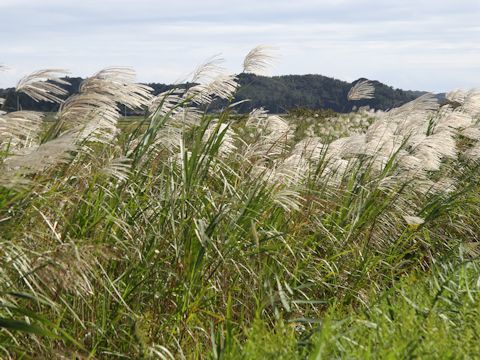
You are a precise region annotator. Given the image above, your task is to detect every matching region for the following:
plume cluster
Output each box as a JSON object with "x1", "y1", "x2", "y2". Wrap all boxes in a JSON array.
[{"x1": 59, "y1": 67, "x2": 153, "y2": 144}]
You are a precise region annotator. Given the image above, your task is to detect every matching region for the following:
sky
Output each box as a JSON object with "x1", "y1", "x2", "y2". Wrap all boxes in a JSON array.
[{"x1": 0, "y1": 0, "x2": 479, "y2": 92}]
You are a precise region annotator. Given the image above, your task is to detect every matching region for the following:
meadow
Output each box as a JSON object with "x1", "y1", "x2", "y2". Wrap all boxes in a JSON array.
[{"x1": 1, "y1": 47, "x2": 480, "y2": 359}]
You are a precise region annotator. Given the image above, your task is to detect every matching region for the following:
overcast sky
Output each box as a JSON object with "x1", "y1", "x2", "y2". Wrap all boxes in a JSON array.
[{"x1": 1, "y1": 0, "x2": 479, "y2": 92}]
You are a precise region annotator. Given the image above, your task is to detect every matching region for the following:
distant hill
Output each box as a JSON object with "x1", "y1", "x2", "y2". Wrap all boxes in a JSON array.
[
  {"x1": 0, "y1": 73, "x2": 426, "y2": 114},
  {"x1": 233, "y1": 73, "x2": 425, "y2": 113}
]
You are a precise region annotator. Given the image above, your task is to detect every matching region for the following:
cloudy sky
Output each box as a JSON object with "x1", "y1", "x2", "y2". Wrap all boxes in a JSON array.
[{"x1": 1, "y1": 0, "x2": 479, "y2": 92}]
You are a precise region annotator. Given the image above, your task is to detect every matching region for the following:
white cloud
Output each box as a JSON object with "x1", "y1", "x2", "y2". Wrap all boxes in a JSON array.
[{"x1": 0, "y1": 0, "x2": 479, "y2": 91}]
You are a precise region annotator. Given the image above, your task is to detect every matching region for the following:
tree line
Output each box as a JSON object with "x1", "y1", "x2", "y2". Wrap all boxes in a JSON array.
[{"x1": 0, "y1": 73, "x2": 427, "y2": 114}]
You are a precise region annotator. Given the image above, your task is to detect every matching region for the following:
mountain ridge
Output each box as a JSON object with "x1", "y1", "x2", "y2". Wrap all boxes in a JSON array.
[{"x1": 0, "y1": 73, "x2": 432, "y2": 114}]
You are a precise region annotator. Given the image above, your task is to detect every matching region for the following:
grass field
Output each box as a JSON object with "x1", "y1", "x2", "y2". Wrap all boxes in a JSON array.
[{"x1": 1, "y1": 49, "x2": 480, "y2": 358}]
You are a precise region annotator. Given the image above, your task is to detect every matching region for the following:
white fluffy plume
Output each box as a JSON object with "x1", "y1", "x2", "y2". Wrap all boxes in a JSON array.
[
  {"x1": 0, "y1": 111, "x2": 44, "y2": 149},
  {"x1": 187, "y1": 74, "x2": 239, "y2": 105},
  {"x1": 4, "y1": 131, "x2": 77, "y2": 174},
  {"x1": 16, "y1": 69, "x2": 70, "y2": 103},
  {"x1": 203, "y1": 120, "x2": 238, "y2": 156},
  {"x1": 190, "y1": 54, "x2": 226, "y2": 83},
  {"x1": 101, "y1": 156, "x2": 132, "y2": 182},
  {"x1": 1, "y1": 66, "x2": 7, "y2": 108},
  {"x1": 348, "y1": 80, "x2": 375, "y2": 101},
  {"x1": 58, "y1": 67, "x2": 153, "y2": 144},
  {"x1": 242, "y1": 45, "x2": 277, "y2": 75}
]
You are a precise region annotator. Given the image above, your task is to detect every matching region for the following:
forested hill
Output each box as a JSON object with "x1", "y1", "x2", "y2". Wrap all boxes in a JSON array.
[
  {"x1": 233, "y1": 73, "x2": 425, "y2": 113},
  {"x1": 0, "y1": 73, "x2": 425, "y2": 114}
]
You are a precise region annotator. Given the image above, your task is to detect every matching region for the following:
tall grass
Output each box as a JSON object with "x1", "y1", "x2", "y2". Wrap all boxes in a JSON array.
[{"x1": 0, "y1": 47, "x2": 480, "y2": 358}]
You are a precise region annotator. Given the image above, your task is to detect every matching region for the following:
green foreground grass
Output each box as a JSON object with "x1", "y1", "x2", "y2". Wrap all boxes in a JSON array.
[{"x1": 233, "y1": 259, "x2": 480, "y2": 359}]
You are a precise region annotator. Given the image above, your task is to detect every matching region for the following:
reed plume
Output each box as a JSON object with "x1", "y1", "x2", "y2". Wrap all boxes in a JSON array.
[
  {"x1": 348, "y1": 80, "x2": 375, "y2": 101},
  {"x1": 242, "y1": 45, "x2": 277, "y2": 75},
  {"x1": 16, "y1": 69, "x2": 70, "y2": 103}
]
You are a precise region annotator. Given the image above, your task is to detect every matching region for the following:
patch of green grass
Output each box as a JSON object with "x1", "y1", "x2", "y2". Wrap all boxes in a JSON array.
[{"x1": 217, "y1": 259, "x2": 480, "y2": 359}]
